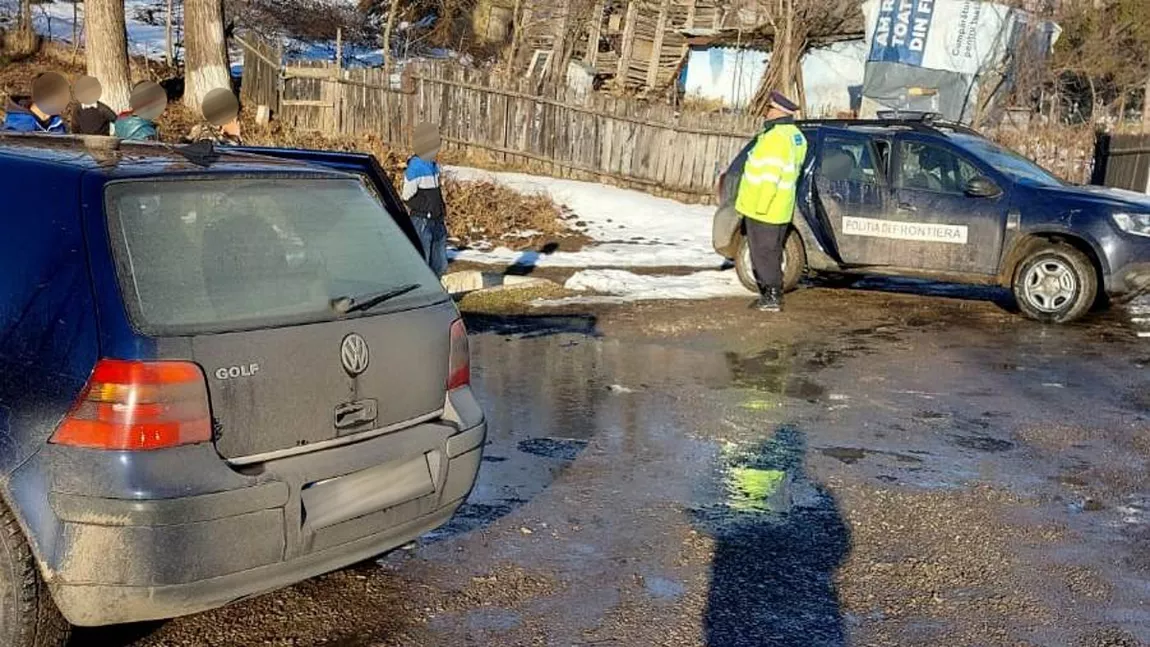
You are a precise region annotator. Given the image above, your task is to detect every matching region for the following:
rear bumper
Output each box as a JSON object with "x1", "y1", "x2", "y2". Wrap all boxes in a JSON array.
[{"x1": 18, "y1": 418, "x2": 485, "y2": 626}]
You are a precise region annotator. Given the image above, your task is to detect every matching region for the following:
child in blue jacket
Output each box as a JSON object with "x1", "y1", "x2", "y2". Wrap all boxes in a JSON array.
[{"x1": 2, "y1": 72, "x2": 69, "y2": 134}]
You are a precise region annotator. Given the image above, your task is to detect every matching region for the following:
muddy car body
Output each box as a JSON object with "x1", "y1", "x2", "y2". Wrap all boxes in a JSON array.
[
  {"x1": 0, "y1": 135, "x2": 485, "y2": 645},
  {"x1": 714, "y1": 116, "x2": 1150, "y2": 323}
]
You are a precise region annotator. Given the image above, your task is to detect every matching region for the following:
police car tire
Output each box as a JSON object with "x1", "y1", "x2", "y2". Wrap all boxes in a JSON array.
[
  {"x1": 0, "y1": 501, "x2": 70, "y2": 647},
  {"x1": 734, "y1": 230, "x2": 805, "y2": 294},
  {"x1": 1012, "y1": 243, "x2": 1097, "y2": 324}
]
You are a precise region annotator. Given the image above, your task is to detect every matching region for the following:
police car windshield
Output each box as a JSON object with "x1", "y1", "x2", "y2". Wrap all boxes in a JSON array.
[{"x1": 950, "y1": 134, "x2": 1065, "y2": 188}]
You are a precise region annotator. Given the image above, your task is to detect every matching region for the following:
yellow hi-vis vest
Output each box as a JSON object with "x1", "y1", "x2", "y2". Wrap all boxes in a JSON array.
[{"x1": 735, "y1": 122, "x2": 809, "y2": 225}]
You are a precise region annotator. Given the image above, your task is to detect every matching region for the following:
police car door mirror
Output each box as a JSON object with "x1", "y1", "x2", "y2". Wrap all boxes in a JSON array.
[{"x1": 965, "y1": 177, "x2": 1001, "y2": 198}]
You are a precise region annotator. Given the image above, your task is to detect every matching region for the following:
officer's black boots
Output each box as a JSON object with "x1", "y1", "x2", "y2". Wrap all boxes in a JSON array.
[{"x1": 755, "y1": 288, "x2": 782, "y2": 313}]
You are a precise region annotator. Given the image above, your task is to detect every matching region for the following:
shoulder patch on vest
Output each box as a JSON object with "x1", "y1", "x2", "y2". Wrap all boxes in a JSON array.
[{"x1": 793, "y1": 133, "x2": 804, "y2": 145}]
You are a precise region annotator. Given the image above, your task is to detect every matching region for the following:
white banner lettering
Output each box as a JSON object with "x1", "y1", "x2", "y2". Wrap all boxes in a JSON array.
[{"x1": 842, "y1": 216, "x2": 969, "y2": 244}]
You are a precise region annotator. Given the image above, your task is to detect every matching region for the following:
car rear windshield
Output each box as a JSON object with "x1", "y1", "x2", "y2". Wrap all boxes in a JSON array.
[
  {"x1": 105, "y1": 176, "x2": 444, "y2": 335},
  {"x1": 950, "y1": 134, "x2": 1065, "y2": 187}
]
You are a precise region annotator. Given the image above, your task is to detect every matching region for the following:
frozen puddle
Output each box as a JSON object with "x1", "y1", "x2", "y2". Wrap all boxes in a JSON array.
[{"x1": 535, "y1": 269, "x2": 750, "y2": 306}]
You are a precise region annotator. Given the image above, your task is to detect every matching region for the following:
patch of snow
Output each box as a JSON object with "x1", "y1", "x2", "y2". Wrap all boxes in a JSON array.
[
  {"x1": 446, "y1": 167, "x2": 721, "y2": 269},
  {"x1": 3, "y1": 0, "x2": 178, "y2": 60},
  {"x1": 535, "y1": 269, "x2": 748, "y2": 306}
]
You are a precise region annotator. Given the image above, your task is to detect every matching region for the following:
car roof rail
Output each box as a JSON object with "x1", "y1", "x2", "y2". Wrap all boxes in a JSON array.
[{"x1": 800, "y1": 114, "x2": 980, "y2": 138}]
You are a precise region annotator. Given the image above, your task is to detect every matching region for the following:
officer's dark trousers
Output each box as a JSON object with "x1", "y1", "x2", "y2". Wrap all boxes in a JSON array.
[{"x1": 746, "y1": 219, "x2": 787, "y2": 293}]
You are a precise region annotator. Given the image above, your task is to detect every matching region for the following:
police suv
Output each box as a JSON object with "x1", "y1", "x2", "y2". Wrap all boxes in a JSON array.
[{"x1": 714, "y1": 115, "x2": 1150, "y2": 323}]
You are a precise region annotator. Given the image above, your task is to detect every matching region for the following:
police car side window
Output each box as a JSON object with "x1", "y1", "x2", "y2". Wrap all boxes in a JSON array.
[
  {"x1": 819, "y1": 136, "x2": 879, "y2": 184},
  {"x1": 896, "y1": 142, "x2": 979, "y2": 195}
]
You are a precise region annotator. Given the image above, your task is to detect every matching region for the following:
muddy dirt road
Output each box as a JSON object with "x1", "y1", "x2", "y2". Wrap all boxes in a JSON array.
[{"x1": 77, "y1": 283, "x2": 1150, "y2": 647}]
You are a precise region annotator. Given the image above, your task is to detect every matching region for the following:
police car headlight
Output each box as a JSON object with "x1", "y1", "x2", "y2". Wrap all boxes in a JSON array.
[{"x1": 1112, "y1": 212, "x2": 1150, "y2": 237}]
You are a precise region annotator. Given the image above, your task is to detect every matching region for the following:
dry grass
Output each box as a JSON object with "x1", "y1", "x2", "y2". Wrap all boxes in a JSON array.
[
  {"x1": 442, "y1": 177, "x2": 577, "y2": 250},
  {"x1": 988, "y1": 123, "x2": 1097, "y2": 184},
  {"x1": 238, "y1": 119, "x2": 579, "y2": 250}
]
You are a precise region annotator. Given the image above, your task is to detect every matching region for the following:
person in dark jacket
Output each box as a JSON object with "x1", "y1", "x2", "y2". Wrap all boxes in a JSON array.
[
  {"x1": 115, "y1": 81, "x2": 167, "y2": 141},
  {"x1": 69, "y1": 76, "x2": 117, "y2": 136},
  {"x1": 2, "y1": 71, "x2": 70, "y2": 134},
  {"x1": 403, "y1": 122, "x2": 449, "y2": 277}
]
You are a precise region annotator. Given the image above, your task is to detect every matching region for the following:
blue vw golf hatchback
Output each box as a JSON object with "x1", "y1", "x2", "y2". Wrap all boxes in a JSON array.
[{"x1": 0, "y1": 134, "x2": 485, "y2": 645}]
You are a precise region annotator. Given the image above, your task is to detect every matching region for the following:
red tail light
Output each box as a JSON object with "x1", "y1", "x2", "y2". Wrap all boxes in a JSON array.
[
  {"x1": 447, "y1": 319, "x2": 471, "y2": 390},
  {"x1": 51, "y1": 360, "x2": 212, "y2": 451}
]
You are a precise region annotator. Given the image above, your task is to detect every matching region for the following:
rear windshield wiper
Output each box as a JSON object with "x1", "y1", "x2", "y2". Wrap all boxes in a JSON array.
[{"x1": 332, "y1": 283, "x2": 421, "y2": 315}]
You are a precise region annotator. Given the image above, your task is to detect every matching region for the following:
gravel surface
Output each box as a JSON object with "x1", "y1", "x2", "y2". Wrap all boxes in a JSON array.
[{"x1": 74, "y1": 282, "x2": 1150, "y2": 647}]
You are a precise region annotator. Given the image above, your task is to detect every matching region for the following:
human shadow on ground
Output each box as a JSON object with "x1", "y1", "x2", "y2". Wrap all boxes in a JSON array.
[
  {"x1": 699, "y1": 425, "x2": 852, "y2": 647},
  {"x1": 809, "y1": 273, "x2": 1018, "y2": 312},
  {"x1": 504, "y1": 241, "x2": 560, "y2": 276}
]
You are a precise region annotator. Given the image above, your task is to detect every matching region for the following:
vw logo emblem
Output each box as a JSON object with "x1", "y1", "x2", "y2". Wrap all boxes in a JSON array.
[{"x1": 340, "y1": 333, "x2": 370, "y2": 376}]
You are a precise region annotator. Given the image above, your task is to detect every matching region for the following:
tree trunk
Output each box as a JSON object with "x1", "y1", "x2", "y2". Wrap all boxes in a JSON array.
[
  {"x1": 5, "y1": 0, "x2": 39, "y2": 56},
  {"x1": 383, "y1": 0, "x2": 400, "y2": 70},
  {"x1": 166, "y1": 0, "x2": 175, "y2": 66},
  {"x1": 85, "y1": 0, "x2": 132, "y2": 111},
  {"x1": 1143, "y1": 74, "x2": 1150, "y2": 133},
  {"x1": 184, "y1": 0, "x2": 231, "y2": 112}
]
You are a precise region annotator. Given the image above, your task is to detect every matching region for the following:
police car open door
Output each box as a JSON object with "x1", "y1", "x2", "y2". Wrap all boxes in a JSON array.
[{"x1": 814, "y1": 132, "x2": 893, "y2": 267}]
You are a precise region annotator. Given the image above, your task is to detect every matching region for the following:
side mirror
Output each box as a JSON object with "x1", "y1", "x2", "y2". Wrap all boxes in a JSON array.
[{"x1": 965, "y1": 176, "x2": 1002, "y2": 198}]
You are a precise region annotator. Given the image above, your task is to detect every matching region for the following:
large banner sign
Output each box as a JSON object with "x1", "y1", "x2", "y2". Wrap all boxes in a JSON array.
[{"x1": 863, "y1": 0, "x2": 1014, "y2": 76}]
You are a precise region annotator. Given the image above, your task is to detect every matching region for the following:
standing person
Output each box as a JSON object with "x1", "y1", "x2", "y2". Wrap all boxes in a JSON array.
[
  {"x1": 2, "y1": 71, "x2": 70, "y2": 133},
  {"x1": 115, "y1": 81, "x2": 167, "y2": 141},
  {"x1": 402, "y1": 122, "x2": 449, "y2": 277},
  {"x1": 185, "y1": 87, "x2": 244, "y2": 145},
  {"x1": 70, "y1": 75, "x2": 118, "y2": 136},
  {"x1": 735, "y1": 91, "x2": 809, "y2": 313}
]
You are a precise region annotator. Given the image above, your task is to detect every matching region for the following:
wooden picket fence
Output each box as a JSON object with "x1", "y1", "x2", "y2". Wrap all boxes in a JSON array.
[
  {"x1": 239, "y1": 39, "x2": 1108, "y2": 200},
  {"x1": 239, "y1": 42, "x2": 760, "y2": 201}
]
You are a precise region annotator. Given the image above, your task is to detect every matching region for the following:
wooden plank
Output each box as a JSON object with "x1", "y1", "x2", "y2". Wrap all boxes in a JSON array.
[
  {"x1": 411, "y1": 74, "x2": 754, "y2": 137},
  {"x1": 439, "y1": 134, "x2": 670, "y2": 189},
  {"x1": 586, "y1": 0, "x2": 605, "y2": 67},
  {"x1": 280, "y1": 99, "x2": 335, "y2": 108},
  {"x1": 646, "y1": 0, "x2": 671, "y2": 89},
  {"x1": 616, "y1": 0, "x2": 638, "y2": 87}
]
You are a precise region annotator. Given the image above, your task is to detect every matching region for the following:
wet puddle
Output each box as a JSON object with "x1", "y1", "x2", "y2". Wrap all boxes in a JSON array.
[
  {"x1": 725, "y1": 349, "x2": 828, "y2": 402},
  {"x1": 949, "y1": 435, "x2": 1016, "y2": 452},
  {"x1": 517, "y1": 437, "x2": 589, "y2": 461},
  {"x1": 819, "y1": 446, "x2": 925, "y2": 465}
]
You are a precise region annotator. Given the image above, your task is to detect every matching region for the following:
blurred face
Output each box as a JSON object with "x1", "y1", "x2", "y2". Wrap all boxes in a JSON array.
[
  {"x1": 31, "y1": 72, "x2": 70, "y2": 116},
  {"x1": 136, "y1": 102, "x2": 167, "y2": 121},
  {"x1": 36, "y1": 91, "x2": 69, "y2": 116},
  {"x1": 419, "y1": 147, "x2": 440, "y2": 162},
  {"x1": 75, "y1": 77, "x2": 102, "y2": 105},
  {"x1": 765, "y1": 105, "x2": 788, "y2": 121},
  {"x1": 130, "y1": 82, "x2": 168, "y2": 121}
]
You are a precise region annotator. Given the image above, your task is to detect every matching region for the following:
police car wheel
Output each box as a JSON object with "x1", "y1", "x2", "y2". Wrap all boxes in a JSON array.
[
  {"x1": 1012, "y1": 243, "x2": 1097, "y2": 324},
  {"x1": 735, "y1": 231, "x2": 805, "y2": 294}
]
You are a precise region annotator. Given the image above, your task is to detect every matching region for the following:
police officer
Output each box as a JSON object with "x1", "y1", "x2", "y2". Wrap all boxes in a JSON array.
[{"x1": 735, "y1": 91, "x2": 809, "y2": 312}]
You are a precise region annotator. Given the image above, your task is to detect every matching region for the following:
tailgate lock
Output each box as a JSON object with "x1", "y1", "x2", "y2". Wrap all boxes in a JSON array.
[{"x1": 334, "y1": 399, "x2": 378, "y2": 432}]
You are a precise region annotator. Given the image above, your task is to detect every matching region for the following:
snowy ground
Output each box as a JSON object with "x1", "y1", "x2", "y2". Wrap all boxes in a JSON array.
[
  {"x1": 1, "y1": 0, "x2": 175, "y2": 60},
  {"x1": 444, "y1": 167, "x2": 745, "y2": 303},
  {"x1": 446, "y1": 167, "x2": 722, "y2": 270}
]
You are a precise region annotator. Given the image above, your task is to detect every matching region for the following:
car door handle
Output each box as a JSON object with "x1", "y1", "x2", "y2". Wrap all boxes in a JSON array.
[{"x1": 897, "y1": 202, "x2": 917, "y2": 212}]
